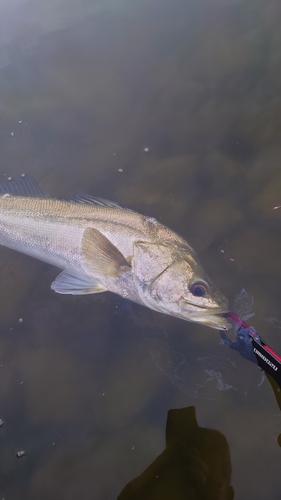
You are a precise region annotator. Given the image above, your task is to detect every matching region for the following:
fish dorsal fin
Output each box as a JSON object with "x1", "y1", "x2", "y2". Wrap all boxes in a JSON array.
[
  {"x1": 51, "y1": 270, "x2": 107, "y2": 295},
  {"x1": 0, "y1": 174, "x2": 50, "y2": 198},
  {"x1": 70, "y1": 193, "x2": 130, "y2": 210},
  {"x1": 0, "y1": 175, "x2": 132, "y2": 210},
  {"x1": 82, "y1": 227, "x2": 131, "y2": 278}
]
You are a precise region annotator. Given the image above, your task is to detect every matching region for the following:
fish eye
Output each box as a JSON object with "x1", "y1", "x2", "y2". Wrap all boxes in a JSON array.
[{"x1": 189, "y1": 281, "x2": 208, "y2": 297}]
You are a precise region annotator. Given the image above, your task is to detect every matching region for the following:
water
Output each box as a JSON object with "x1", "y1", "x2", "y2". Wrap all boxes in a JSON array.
[{"x1": 0, "y1": 0, "x2": 281, "y2": 498}]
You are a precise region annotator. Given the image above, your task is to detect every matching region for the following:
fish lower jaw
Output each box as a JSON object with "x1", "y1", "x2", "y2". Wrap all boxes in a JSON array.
[{"x1": 187, "y1": 311, "x2": 232, "y2": 330}]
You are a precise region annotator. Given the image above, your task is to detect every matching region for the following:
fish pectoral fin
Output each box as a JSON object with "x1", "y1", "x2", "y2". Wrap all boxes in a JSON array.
[
  {"x1": 82, "y1": 227, "x2": 131, "y2": 278},
  {"x1": 51, "y1": 270, "x2": 107, "y2": 295}
]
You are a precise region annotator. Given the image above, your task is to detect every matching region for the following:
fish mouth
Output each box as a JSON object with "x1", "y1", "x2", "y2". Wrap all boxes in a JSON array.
[{"x1": 184, "y1": 308, "x2": 232, "y2": 331}]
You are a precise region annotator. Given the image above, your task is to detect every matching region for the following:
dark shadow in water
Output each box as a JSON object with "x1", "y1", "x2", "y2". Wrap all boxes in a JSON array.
[
  {"x1": 118, "y1": 406, "x2": 234, "y2": 500},
  {"x1": 265, "y1": 374, "x2": 281, "y2": 448}
]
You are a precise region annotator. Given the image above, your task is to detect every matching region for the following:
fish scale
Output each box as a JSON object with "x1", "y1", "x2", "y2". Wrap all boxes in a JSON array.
[{"x1": 0, "y1": 175, "x2": 231, "y2": 330}]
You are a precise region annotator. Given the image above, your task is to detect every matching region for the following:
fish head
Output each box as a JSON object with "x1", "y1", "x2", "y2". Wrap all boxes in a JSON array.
[{"x1": 134, "y1": 242, "x2": 231, "y2": 330}]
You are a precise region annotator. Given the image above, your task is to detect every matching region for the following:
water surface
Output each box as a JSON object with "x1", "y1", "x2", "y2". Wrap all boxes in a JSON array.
[{"x1": 0, "y1": 0, "x2": 281, "y2": 498}]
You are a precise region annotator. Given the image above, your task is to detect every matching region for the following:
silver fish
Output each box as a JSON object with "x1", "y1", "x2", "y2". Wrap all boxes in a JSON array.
[{"x1": 0, "y1": 175, "x2": 230, "y2": 330}]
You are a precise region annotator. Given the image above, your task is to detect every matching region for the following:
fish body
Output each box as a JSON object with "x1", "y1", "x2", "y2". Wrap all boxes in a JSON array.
[{"x1": 0, "y1": 175, "x2": 231, "y2": 330}]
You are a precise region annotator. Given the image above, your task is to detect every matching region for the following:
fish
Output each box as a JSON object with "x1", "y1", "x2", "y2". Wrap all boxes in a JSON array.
[{"x1": 0, "y1": 174, "x2": 231, "y2": 330}]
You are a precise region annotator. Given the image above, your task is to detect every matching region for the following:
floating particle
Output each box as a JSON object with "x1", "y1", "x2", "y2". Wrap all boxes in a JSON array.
[
  {"x1": 10, "y1": 132, "x2": 14, "y2": 137},
  {"x1": 8, "y1": 177, "x2": 12, "y2": 181},
  {"x1": 220, "y1": 249, "x2": 225, "y2": 253},
  {"x1": 0, "y1": 419, "x2": 4, "y2": 427},
  {"x1": 18, "y1": 120, "x2": 22, "y2": 124},
  {"x1": 144, "y1": 147, "x2": 149, "y2": 152},
  {"x1": 19, "y1": 318, "x2": 23, "y2": 323},
  {"x1": 131, "y1": 445, "x2": 135, "y2": 450},
  {"x1": 16, "y1": 450, "x2": 26, "y2": 458},
  {"x1": 118, "y1": 168, "x2": 123, "y2": 173},
  {"x1": 230, "y1": 258, "x2": 235, "y2": 262}
]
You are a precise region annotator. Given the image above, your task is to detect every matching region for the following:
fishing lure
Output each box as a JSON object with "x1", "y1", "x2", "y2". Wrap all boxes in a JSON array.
[{"x1": 220, "y1": 312, "x2": 281, "y2": 387}]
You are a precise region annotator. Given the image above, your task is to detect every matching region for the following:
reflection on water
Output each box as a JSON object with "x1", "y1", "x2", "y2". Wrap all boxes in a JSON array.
[
  {"x1": 0, "y1": 0, "x2": 281, "y2": 498},
  {"x1": 141, "y1": 288, "x2": 261, "y2": 401},
  {"x1": 118, "y1": 406, "x2": 234, "y2": 500}
]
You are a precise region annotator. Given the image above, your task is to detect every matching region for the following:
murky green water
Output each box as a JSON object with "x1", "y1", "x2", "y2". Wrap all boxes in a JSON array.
[{"x1": 0, "y1": 0, "x2": 281, "y2": 498}]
